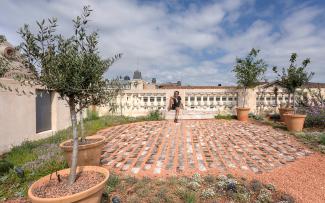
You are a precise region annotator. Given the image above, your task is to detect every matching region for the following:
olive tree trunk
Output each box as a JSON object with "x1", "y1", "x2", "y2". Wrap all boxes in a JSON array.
[
  {"x1": 68, "y1": 102, "x2": 78, "y2": 185},
  {"x1": 243, "y1": 88, "x2": 247, "y2": 108},
  {"x1": 293, "y1": 91, "x2": 296, "y2": 114},
  {"x1": 80, "y1": 110, "x2": 84, "y2": 138}
]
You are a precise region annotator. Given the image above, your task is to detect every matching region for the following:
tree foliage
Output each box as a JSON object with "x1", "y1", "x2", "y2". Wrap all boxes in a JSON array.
[
  {"x1": 273, "y1": 53, "x2": 313, "y2": 94},
  {"x1": 18, "y1": 6, "x2": 121, "y2": 111},
  {"x1": 233, "y1": 48, "x2": 267, "y2": 89},
  {"x1": 18, "y1": 5, "x2": 122, "y2": 184},
  {"x1": 233, "y1": 48, "x2": 267, "y2": 107}
]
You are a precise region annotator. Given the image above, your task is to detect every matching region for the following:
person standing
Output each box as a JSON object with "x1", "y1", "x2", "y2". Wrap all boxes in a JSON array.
[{"x1": 168, "y1": 91, "x2": 182, "y2": 123}]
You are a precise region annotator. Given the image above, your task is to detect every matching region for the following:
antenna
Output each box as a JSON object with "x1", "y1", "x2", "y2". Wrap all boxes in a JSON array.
[{"x1": 137, "y1": 57, "x2": 139, "y2": 70}]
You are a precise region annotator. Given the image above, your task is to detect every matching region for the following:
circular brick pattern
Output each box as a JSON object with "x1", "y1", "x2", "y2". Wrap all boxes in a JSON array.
[{"x1": 99, "y1": 120, "x2": 311, "y2": 177}]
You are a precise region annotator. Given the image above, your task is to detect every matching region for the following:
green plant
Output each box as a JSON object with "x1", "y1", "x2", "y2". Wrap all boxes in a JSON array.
[
  {"x1": 18, "y1": 6, "x2": 121, "y2": 184},
  {"x1": 233, "y1": 48, "x2": 267, "y2": 107},
  {"x1": 320, "y1": 134, "x2": 325, "y2": 145},
  {"x1": 248, "y1": 113, "x2": 263, "y2": 120},
  {"x1": 273, "y1": 53, "x2": 314, "y2": 112},
  {"x1": 177, "y1": 188, "x2": 197, "y2": 203},
  {"x1": 85, "y1": 108, "x2": 99, "y2": 121},
  {"x1": 147, "y1": 110, "x2": 163, "y2": 121},
  {"x1": 106, "y1": 173, "x2": 120, "y2": 194},
  {"x1": 215, "y1": 114, "x2": 236, "y2": 120},
  {"x1": 294, "y1": 132, "x2": 325, "y2": 153},
  {"x1": 0, "y1": 160, "x2": 13, "y2": 176}
]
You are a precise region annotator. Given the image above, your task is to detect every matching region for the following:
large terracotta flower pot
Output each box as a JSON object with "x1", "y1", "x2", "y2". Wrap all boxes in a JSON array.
[
  {"x1": 236, "y1": 107, "x2": 250, "y2": 121},
  {"x1": 286, "y1": 114, "x2": 306, "y2": 132},
  {"x1": 279, "y1": 107, "x2": 294, "y2": 122},
  {"x1": 28, "y1": 166, "x2": 109, "y2": 203},
  {"x1": 60, "y1": 135, "x2": 105, "y2": 167},
  {"x1": 283, "y1": 113, "x2": 292, "y2": 125}
]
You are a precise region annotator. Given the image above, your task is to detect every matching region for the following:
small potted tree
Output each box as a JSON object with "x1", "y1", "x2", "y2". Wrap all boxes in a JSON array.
[
  {"x1": 233, "y1": 48, "x2": 267, "y2": 121},
  {"x1": 272, "y1": 68, "x2": 294, "y2": 122},
  {"x1": 273, "y1": 53, "x2": 314, "y2": 132},
  {"x1": 18, "y1": 6, "x2": 121, "y2": 202}
]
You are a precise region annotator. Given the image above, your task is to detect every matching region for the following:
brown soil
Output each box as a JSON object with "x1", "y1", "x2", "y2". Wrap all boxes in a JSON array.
[
  {"x1": 63, "y1": 138, "x2": 102, "y2": 146},
  {"x1": 32, "y1": 171, "x2": 104, "y2": 198}
]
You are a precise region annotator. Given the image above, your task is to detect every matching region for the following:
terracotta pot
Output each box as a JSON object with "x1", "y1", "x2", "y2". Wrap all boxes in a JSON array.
[
  {"x1": 60, "y1": 135, "x2": 105, "y2": 167},
  {"x1": 279, "y1": 107, "x2": 294, "y2": 122},
  {"x1": 283, "y1": 113, "x2": 292, "y2": 125},
  {"x1": 236, "y1": 107, "x2": 250, "y2": 121},
  {"x1": 28, "y1": 166, "x2": 109, "y2": 203},
  {"x1": 286, "y1": 114, "x2": 306, "y2": 132}
]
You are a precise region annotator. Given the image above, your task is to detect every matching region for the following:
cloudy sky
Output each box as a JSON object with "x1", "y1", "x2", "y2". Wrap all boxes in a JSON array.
[{"x1": 1, "y1": 0, "x2": 325, "y2": 85}]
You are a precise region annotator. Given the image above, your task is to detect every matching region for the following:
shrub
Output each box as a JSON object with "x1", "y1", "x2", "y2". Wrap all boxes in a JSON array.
[
  {"x1": 304, "y1": 106, "x2": 325, "y2": 128},
  {"x1": 248, "y1": 113, "x2": 263, "y2": 120},
  {"x1": 269, "y1": 114, "x2": 280, "y2": 121},
  {"x1": 320, "y1": 134, "x2": 325, "y2": 145},
  {"x1": 146, "y1": 110, "x2": 163, "y2": 121},
  {"x1": 85, "y1": 109, "x2": 99, "y2": 121},
  {"x1": 0, "y1": 160, "x2": 13, "y2": 176},
  {"x1": 215, "y1": 114, "x2": 236, "y2": 120}
]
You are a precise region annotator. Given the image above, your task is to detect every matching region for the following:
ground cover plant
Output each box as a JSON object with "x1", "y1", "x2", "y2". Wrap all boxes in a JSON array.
[
  {"x1": 103, "y1": 173, "x2": 295, "y2": 203},
  {"x1": 293, "y1": 132, "x2": 325, "y2": 153}
]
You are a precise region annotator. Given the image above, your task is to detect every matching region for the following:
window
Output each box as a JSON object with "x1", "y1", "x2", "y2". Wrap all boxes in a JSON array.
[
  {"x1": 36, "y1": 90, "x2": 52, "y2": 133},
  {"x1": 197, "y1": 97, "x2": 201, "y2": 101},
  {"x1": 150, "y1": 97, "x2": 154, "y2": 102},
  {"x1": 157, "y1": 97, "x2": 161, "y2": 102},
  {"x1": 143, "y1": 97, "x2": 148, "y2": 102},
  {"x1": 190, "y1": 97, "x2": 195, "y2": 101},
  {"x1": 203, "y1": 97, "x2": 207, "y2": 101},
  {"x1": 209, "y1": 97, "x2": 214, "y2": 101},
  {"x1": 216, "y1": 97, "x2": 220, "y2": 101}
]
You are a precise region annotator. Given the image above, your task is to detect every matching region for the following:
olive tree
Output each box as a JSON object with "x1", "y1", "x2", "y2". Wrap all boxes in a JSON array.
[
  {"x1": 233, "y1": 48, "x2": 267, "y2": 107},
  {"x1": 273, "y1": 53, "x2": 314, "y2": 112},
  {"x1": 18, "y1": 6, "x2": 121, "y2": 185}
]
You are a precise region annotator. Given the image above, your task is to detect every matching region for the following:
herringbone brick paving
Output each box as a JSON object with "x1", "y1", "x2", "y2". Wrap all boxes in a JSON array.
[{"x1": 98, "y1": 120, "x2": 312, "y2": 177}]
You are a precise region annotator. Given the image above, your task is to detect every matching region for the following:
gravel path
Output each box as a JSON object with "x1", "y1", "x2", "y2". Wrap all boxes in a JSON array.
[{"x1": 256, "y1": 153, "x2": 325, "y2": 203}]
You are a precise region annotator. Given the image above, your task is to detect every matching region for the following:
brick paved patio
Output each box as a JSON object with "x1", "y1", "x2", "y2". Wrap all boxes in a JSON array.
[{"x1": 99, "y1": 120, "x2": 312, "y2": 177}]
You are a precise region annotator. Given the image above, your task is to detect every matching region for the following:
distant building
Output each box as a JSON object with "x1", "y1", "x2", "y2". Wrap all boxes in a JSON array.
[{"x1": 133, "y1": 70, "x2": 142, "y2": 80}]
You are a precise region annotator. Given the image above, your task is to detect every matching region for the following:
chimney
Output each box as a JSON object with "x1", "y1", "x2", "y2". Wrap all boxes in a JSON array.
[{"x1": 152, "y1": 78, "x2": 156, "y2": 84}]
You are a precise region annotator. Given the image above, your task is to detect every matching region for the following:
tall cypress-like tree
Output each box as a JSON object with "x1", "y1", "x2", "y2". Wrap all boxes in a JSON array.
[{"x1": 18, "y1": 6, "x2": 121, "y2": 184}]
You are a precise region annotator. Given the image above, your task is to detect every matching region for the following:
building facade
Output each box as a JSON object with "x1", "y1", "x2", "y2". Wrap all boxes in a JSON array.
[{"x1": 98, "y1": 71, "x2": 325, "y2": 119}]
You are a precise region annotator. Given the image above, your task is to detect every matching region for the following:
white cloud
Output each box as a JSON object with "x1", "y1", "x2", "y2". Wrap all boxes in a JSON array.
[{"x1": 0, "y1": 0, "x2": 324, "y2": 85}]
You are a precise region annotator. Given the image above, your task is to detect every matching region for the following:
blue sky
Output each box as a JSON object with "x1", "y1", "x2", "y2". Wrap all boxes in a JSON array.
[{"x1": 1, "y1": 0, "x2": 325, "y2": 85}]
